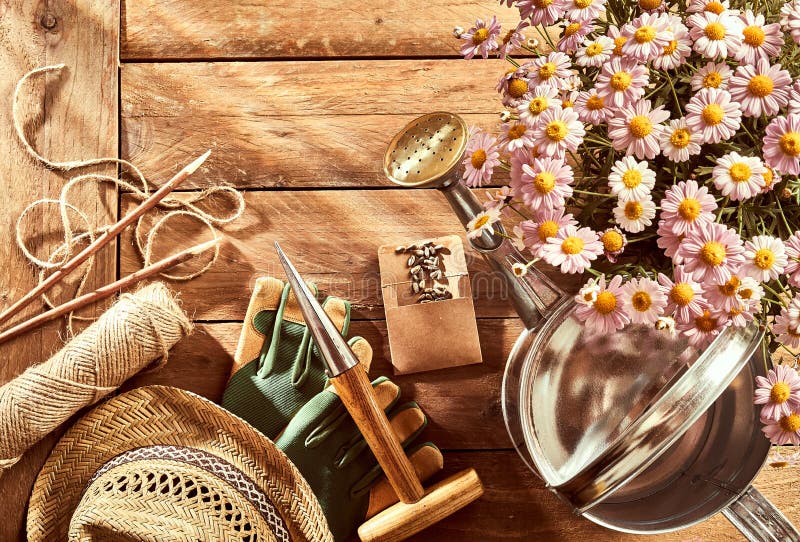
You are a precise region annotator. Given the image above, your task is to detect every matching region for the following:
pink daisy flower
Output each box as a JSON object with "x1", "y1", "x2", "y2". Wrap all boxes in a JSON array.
[
  {"x1": 557, "y1": 18, "x2": 596, "y2": 53},
  {"x1": 735, "y1": 11, "x2": 783, "y2": 65},
  {"x1": 685, "y1": 87, "x2": 742, "y2": 144},
  {"x1": 690, "y1": 61, "x2": 732, "y2": 92},
  {"x1": 741, "y1": 235, "x2": 787, "y2": 282},
  {"x1": 785, "y1": 231, "x2": 800, "y2": 288},
  {"x1": 518, "y1": 0, "x2": 567, "y2": 27},
  {"x1": 517, "y1": 85, "x2": 560, "y2": 127},
  {"x1": 607, "y1": 24, "x2": 628, "y2": 57},
  {"x1": 660, "y1": 118, "x2": 702, "y2": 163},
  {"x1": 483, "y1": 186, "x2": 512, "y2": 212},
  {"x1": 677, "y1": 221, "x2": 745, "y2": 283},
  {"x1": 540, "y1": 224, "x2": 603, "y2": 274},
  {"x1": 677, "y1": 309, "x2": 729, "y2": 348},
  {"x1": 613, "y1": 196, "x2": 656, "y2": 234},
  {"x1": 563, "y1": 0, "x2": 606, "y2": 22},
  {"x1": 461, "y1": 130, "x2": 501, "y2": 188},
  {"x1": 621, "y1": 12, "x2": 672, "y2": 62},
  {"x1": 659, "y1": 179, "x2": 717, "y2": 236},
  {"x1": 780, "y1": 0, "x2": 800, "y2": 46},
  {"x1": 658, "y1": 267, "x2": 708, "y2": 323},
  {"x1": 754, "y1": 365, "x2": 800, "y2": 421},
  {"x1": 596, "y1": 58, "x2": 649, "y2": 109},
  {"x1": 651, "y1": 16, "x2": 692, "y2": 70},
  {"x1": 657, "y1": 219, "x2": 686, "y2": 263},
  {"x1": 575, "y1": 275, "x2": 630, "y2": 334},
  {"x1": 499, "y1": 121, "x2": 536, "y2": 152},
  {"x1": 460, "y1": 16, "x2": 502, "y2": 59},
  {"x1": 702, "y1": 274, "x2": 748, "y2": 313},
  {"x1": 531, "y1": 106, "x2": 585, "y2": 159},
  {"x1": 574, "y1": 88, "x2": 615, "y2": 125},
  {"x1": 600, "y1": 227, "x2": 627, "y2": 262},
  {"x1": 496, "y1": 66, "x2": 533, "y2": 108},
  {"x1": 712, "y1": 152, "x2": 766, "y2": 201},
  {"x1": 498, "y1": 21, "x2": 529, "y2": 59},
  {"x1": 511, "y1": 156, "x2": 574, "y2": 212},
  {"x1": 608, "y1": 100, "x2": 670, "y2": 160},
  {"x1": 621, "y1": 277, "x2": 667, "y2": 325},
  {"x1": 729, "y1": 61, "x2": 791, "y2": 118},
  {"x1": 762, "y1": 413, "x2": 800, "y2": 446},
  {"x1": 510, "y1": 147, "x2": 538, "y2": 188},
  {"x1": 687, "y1": 11, "x2": 744, "y2": 59},
  {"x1": 763, "y1": 115, "x2": 800, "y2": 175},
  {"x1": 527, "y1": 52, "x2": 573, "y2": 89},
  {"x1": 608, "y1": 156, "x2": 655, "y2": 202},
  {"x1": 520, "y1": 208, "x2": 578, "y2": 257},
  {"x1": 774, "y1": 304, "x2": 800, "y2": 349},
  {"x1": 687, "y1": 0, "x2": 731, "y2": 14},
  {"x1": 575, "y1": 36, "x2": 615, "y2": 68}
]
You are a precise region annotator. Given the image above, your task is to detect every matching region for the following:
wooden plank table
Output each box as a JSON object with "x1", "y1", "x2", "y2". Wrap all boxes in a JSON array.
[{"x1": 1, "y1": 1, "x2": 799, "y2": 540}]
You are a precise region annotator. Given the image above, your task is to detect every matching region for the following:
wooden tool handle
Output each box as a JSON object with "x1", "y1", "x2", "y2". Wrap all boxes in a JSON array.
[
  {"x1": 329, "y1": 365, "x2": 425, "y2": 503},
  {"x1": 357, "y1": 468, "x2": 484, "y2": 542}
]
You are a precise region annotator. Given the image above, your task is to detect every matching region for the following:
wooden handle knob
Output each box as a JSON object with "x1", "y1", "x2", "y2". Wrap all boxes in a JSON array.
[
  {"x1": 357, "y1": 468, "x2": 484, "y2": 542},
  {"x1": 329, "y1": 366, "x2": 425, "y2": 503}
]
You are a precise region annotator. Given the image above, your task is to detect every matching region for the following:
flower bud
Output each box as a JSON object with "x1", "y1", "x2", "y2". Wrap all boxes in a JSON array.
[{"x1": 453, "y1": 26, "x2": 465, "y2": 38}]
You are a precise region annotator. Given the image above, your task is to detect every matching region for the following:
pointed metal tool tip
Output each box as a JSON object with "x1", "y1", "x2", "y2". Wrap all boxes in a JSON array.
[{"x1": 184, "y1": 149, "x2": 212, "y2": 175}]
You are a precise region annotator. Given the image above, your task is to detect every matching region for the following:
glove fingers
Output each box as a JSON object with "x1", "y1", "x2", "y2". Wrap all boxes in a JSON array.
[
  {"x1": 230, "y1": 276, "x2": 285, "y2": 378},
  {"x1": 364, "y1": 443, "x2": 445, "y2": 519}
]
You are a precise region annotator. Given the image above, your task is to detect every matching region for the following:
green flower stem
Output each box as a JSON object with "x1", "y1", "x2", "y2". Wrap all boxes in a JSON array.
[
  {"x1": 573, "y1": 188, "x2": 614, "y2": 197},
  {"x1": 537, "y1": 24, "x2": 557, "y2": 51}
]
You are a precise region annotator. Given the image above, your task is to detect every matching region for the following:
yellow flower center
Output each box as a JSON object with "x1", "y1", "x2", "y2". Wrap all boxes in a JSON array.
[
  {"x1": 622, "y1": 169, "x2": 642, "y2": 188},
  {"x1": 565, "y1": 22, "x2": 582, "y2": 37},
  {"x1": 624, "y1": 201, "x2": 644, "y2": 220},
  {"x1": 534, "y1": 172, "x2": 557, "y2": 194},
  {"x1": 594, "y1": 291, "x2": 618, "y2": 314},
  {"x1": 538, "y1": 220, "x2": 559, "y2": 242},
  {"x1": 763, "y1": 167, "x2": 774, "y2": 187},
  {"x1": 473, "y1": 28, "x2": 490, "y2": 45},
  {"x1": 631, "y1": 291, "x2": 652, "y2": 312},
  {"x1": 561, "y1": 236, "x2": 585, "y2": 255},
  {"x1": 670, "y1": 128, "x2": 691, "y2": 148},
  {"x1": 754, "y1": 248, "x2": 776, "y2": 269},
  {"x1": 601, "y1": 230, "x2": 624, "y2": 252},
  {"x1": 743, "y1": 25, "x2": 766, "y2": 47},
  {"x1": 771, "y1": 382, "x2": 792, "y2": 404},
  {"x1": 508, "y1": 78, "x2": 530, "y2": 98},
  {"x1": 508, "y1": 124, "x2": 527, "y2": 139},
  {"x1": 779, "y1": 132, "x2": 800, "y2": 156},
  {"x1": 678, "y1": 198, "x2": 701, "y2": 220},
  {"x1": 586, "y1": 95, "x2": 605, "y2": 110},
  {"x1": 704, "y1": 1, "x2": 726, "y2": 14},
  {"x1": 670, "y1": 283, "x2": 695, "y2": 306},
  {"x1": 586, "y1": 42, "x2": 604, "y2": 56},
  {"x1": 473, "y1": 215, "x2": 491, "y2": 229},
  {"x1": 613, "y1": 36, "x2": 628, "y2": 55},
  {"x1": 704, "y1": 22, "x2": 726, "y2": 41},
  {"x1": 779, "y1": 413, "x2": 800, "y2": 433},
  {"x1": 729, "y1": 162, "x2": 752, "y2": 183},
  {"x1": 718, "y1": 275, "x2": 741, "y2": 297},
  {"x1": 700, "y1": 240, "x2": 726, "y2": 266},
  {"x1": 701, "y1": 104, "x2": 724, "y2": 126},
  {"x1": 529, "y1": 96, "x2": 549, "y2": 114},
  {"x1": 639, "y1": 0, "x2": 662, "y2": 9},
  {"x1": 533, "y1": 0, "x2": 554, "y2": 7},
  {"x1": 702, "y1": 72, "x2": 723, "y2": 88},
  {"x1": 663, "y1": 40, "x2": 678, "y2": 55},
  {"x1": 695, "y1": 310, "x2": 717, "y2": 332},
  {"x1": 563, "y1": 100, "x2": 575, "y2": 110},
  {"x1": 575, "y1": 0, "x2": 593, "y2": 7},
  {"x1": 739, "y1": 288, "x2": 753, "y2": 299},
  {"x1": 747, "y1": 75, "x2": 774, "y2": 98},
  {"x1": 629, "y1": 115, "x2": 653, "y2": 138},
  {"x1": 634, "y1": 26, "x2": 657, "y2": 43},
  {"x1": 610, "y1": 70, "x2": 633, "y2": 91},
  {"x1": 546, "y1": 120, "x2": 568, "y2": 141},
  {"x1": 539, "y1": 62, "x2": 557, "y2": 79},
  {"x1": 471, "y1": 149, "x2": 487, "y2": 169}
]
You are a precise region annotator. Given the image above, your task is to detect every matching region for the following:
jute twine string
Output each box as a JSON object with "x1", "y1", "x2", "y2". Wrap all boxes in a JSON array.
[
  {"x1": 0, "y1": 282, "x2": 192, "y2": 473},
  {"x1": 12, "y1": 64, "x2": 245, "y2": 332}
]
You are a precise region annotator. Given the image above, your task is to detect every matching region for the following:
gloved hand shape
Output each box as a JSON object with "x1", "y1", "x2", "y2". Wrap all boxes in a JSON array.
[
  {"x1": 276, "y1": 377, "x2": 444, "y2": 542},
  {"x1": 222, "y1": 276, "x2": 372, "y2": 439}
]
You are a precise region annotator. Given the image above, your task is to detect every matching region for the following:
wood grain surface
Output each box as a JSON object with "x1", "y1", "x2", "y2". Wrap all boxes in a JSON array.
[{"x1": 0, "y1": 1, "x2": 119, "y2": 540}]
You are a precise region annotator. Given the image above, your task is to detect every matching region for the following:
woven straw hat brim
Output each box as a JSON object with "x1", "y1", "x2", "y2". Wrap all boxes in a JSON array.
[{"x1": 27, "y1": 386, "x2": 333, "y2": 542}]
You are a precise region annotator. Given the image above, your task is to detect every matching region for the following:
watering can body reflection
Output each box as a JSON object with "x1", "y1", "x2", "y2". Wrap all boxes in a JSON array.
[{"x1": 383, "y1": 112, "x2": 800, "y2": 541}]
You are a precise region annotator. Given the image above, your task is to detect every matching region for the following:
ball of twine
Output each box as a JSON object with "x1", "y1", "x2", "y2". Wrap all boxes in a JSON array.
[{"x1": 0, "y1": 282, "x2": 192, "y2": 471}]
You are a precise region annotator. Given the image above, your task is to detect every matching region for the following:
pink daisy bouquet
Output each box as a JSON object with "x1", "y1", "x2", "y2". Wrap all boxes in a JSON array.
[{"x1": 456, "y1": 0, "x2": 800, "y2": 444}]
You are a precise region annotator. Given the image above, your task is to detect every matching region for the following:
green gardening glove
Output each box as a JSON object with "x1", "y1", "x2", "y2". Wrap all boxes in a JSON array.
[
  {"x1": 275, "y1": 377, "x2": 444, "y2": 542},
  {"x1": 222, "y1": 276, "x2": 373, "y2": 439}
]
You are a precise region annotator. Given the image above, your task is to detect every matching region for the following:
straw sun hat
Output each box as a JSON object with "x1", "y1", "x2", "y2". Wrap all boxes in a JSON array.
[{"x1": 27, "y1": 386, "x2": 333, "y2": 542}]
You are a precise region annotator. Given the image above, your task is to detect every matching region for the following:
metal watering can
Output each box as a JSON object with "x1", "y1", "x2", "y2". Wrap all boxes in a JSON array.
[{"x1": 383, "y1": 112, "x2": 800, "y2": 541}]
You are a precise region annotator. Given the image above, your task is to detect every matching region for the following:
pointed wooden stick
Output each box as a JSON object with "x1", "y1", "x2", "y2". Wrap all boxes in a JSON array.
[
  {"x1": 0, "y1": 238, "x2": 219, "y2": 346},
  {"x1": 0, "y1": 150, "x2": 212, "y2": 327}
]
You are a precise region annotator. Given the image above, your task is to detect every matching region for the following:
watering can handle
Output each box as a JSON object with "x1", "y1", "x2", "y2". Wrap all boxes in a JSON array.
[{"x1": 723, "y1": 485, "x2": 800, "y2": 542}]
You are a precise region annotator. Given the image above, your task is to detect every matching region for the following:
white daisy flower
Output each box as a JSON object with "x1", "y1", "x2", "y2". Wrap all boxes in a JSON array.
[
  {"x1": 517, "y1": 85, "x2": 560, "y2": 127},
  {"x1": 576, "y1": 277, "x2": 602, "y2": 306},
  {"x1": 621, "y1": 277, "x2": 668, "y2": 325},
  {"x1": 466, "y1": 208, "x2": 502, "y2": 240},
  {"x1": 741, "y1": 235, "x2": 788, "y2": 282},
  {"x1": 687, "y1": 11, "x2": 744, "y2": 60},
  {"x1": 608, "y1": 156, "x2": 656, "y2": 202},
  {"x1": 660, "y1": 118, "x2": 702, "y2": 163},
  {"x1": 712, "y1": 152, "x2": 766, "y2": 201},
  {"x1": 512, "y1": 262, "x2": 528, "y2": 277},
  {"x1": 690, "y1": 61, "x2": 732, "y2": 92},
  {"x1": 614, "y1": 195, "x2": 657, "y2": 233},
  {"x1": 574, "y1": 36, "x2": 615, "y2": 68}
]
